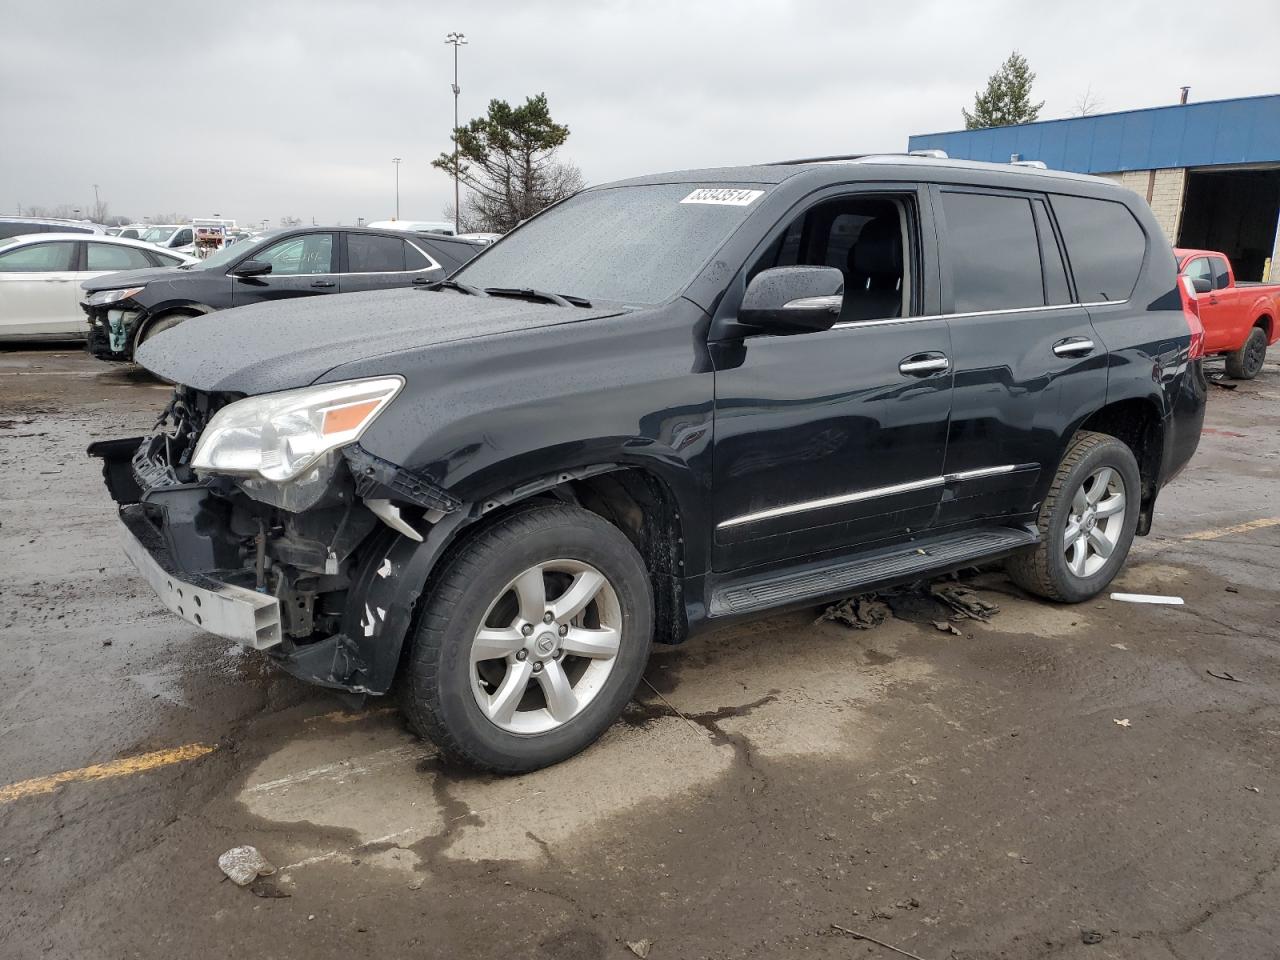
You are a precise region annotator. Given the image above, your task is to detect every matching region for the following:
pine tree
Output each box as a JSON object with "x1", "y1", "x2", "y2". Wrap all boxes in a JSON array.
[{"x1": 962, "y1": 51, "x2": 1045, "y2": 130}]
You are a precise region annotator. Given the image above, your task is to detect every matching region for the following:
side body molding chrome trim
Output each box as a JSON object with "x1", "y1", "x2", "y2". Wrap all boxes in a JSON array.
[{"x1": 716, "y1": 464, "x2": 1024, "y2": 530}]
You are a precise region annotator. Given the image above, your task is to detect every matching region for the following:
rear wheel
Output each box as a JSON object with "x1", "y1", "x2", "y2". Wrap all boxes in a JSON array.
[
  {"x1": 1006, "y1": 431, "x2": 1141, "y2": 602},
  {"x1": 1225, "y1": 326, "x2": 1268, "y2": 380},
  {"x1": 400, "y1": 503, "x2": 653, "y2": 773}
]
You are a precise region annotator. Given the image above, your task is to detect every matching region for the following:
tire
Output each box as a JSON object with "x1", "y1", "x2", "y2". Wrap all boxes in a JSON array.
[
  {"x1": 399, "y1": 502, "x2": 654, "y2": 773},
  {"x1": 136, "y1": 311, "x2": 191, "y2": 349},
  {"x1": 1006, "y1": 431, "x2": 1141, "y2": 603},
  {"x1": 1225, "y1": 326, "x2": 1268, "y2": 380}
]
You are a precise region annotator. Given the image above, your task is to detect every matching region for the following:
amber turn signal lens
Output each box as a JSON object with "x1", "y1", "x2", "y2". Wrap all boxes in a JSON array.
[{"x1": 322, "y1": 399, "x2": 381, "y2": 436}]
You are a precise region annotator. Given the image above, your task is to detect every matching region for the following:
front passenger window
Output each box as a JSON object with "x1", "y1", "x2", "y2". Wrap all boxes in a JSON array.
[{"x1": 255, "y1": 234, "x2": 335, "y2": 275}]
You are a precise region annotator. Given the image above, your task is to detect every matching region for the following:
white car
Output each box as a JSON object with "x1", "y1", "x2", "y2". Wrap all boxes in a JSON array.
[
  {"x1": 0, "y1": 234, "x2": 196, "y2": 340},
  {"x1": 456, "y1": 232, "x2": 503, "y2": 245},
  {"x1": 137, "y1": 224, "x2": 196, "y2": 254},
  {"x1": 366, "y1": 219, "x2": 456, "y2": 236}
]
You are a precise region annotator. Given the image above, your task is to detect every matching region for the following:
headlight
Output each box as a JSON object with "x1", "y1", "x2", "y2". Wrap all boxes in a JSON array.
[
  {"x1": 191, "y1": 376, "x2": 404, "y2": 483},
  {"x1": 84, "y1": 286, "x2": 145, "y2": 306}
]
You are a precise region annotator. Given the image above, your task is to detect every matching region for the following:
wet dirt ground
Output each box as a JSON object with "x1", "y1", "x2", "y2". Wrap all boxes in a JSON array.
[{"x1": 2, "y1": 346, "x2": 1278, "y2": 960}]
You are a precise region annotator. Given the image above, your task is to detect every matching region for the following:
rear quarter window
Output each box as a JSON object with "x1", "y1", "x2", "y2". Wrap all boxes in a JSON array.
[{"x1": 1050, "y1": 195, "x2": 1147, "y2": 303}]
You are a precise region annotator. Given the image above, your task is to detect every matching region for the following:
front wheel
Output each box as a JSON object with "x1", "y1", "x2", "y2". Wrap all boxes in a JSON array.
[
  {"x1": 1225, "y1": 326, "x2": 1268, "y2": 380},
  {"x1": 1006, "y1": 431, "x2": 1141, "y2": 603},
  {"x1": 400, "y1": 503, "x2": 654, "y2": 773}
]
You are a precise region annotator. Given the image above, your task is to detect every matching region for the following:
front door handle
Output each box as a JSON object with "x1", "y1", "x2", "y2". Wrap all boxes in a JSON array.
[
  {"x1": 898, "y1": 353, "x2": 950, "y2": 376},
  {"x1": 310, "y1": 280, "x2": 336, "y2": 289},
  {"x1": 1053, "y1": 337, "x2": 1095, "y2": 358}
]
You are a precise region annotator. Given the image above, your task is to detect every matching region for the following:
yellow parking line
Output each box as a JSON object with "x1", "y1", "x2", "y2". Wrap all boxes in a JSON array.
[
  {"x1": 1183, "y1": 517, "x2": 1280, "y2": 542},
  {"x1": 0, "y1": 743, "x2": 217, "y2": 805}
]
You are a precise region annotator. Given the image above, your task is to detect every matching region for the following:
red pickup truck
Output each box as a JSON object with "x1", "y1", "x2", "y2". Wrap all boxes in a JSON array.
[{"x1": 1176, "y1": 248, "x2": 1280, "y2": 379}]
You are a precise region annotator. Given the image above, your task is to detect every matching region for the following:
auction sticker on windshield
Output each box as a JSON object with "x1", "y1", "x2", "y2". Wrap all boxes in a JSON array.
[{"x1": 680, "y1": 188, "x2": 764, "y2": 206}]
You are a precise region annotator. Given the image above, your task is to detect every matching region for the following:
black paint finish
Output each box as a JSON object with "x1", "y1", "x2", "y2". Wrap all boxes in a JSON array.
[{"x1": 102, "y1": 157, "x2": 1205, "y2": 693}]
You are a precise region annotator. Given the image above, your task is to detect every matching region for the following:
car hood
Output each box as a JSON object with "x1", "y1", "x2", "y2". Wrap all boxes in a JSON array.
[
  {"x1": 136, "y1": 287, "x2": 627, "y2": 394},
  {"x1": 81, "y1": 266, "x2": 186, "y2": 293}
]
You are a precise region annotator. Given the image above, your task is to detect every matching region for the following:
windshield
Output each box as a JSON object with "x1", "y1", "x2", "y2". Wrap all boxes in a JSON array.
[
  {"x1": 454, "y1": 183, "x2": 768, "y2": 305},
  {"x1": 183, "y1": 231, "x2": 281, "y2": 270},
  {"x1": 140, "y1": 227, "x2": 174, "y2": 242}
]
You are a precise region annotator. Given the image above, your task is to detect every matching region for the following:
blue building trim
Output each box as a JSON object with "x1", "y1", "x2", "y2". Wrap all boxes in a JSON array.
[{"x1": 908, "y1": 94, "x2": 1280, "y2": 173}]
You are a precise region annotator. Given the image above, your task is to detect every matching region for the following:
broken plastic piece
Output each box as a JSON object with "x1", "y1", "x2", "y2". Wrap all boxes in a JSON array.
[
  {"x1": 365, "y1": 498, "x2": 424, "y2": 542},
  {"x1": 1109, "y1": 593, "x2": 1184, "y2": 605},
  {"x1": 218, "y1": 845, "x2": 276, "y2": 886}
]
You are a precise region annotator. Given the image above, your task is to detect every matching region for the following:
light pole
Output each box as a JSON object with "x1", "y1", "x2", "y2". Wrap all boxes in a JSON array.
[
  {"x1": 92, "y1": 183, "x2": 100, "y2": 218},
  {"x1": 392, "y1": 157, "x2": 402, "y2": 219},
  {"x1": 445, "y1": 31, "x2": 467, "y2": 234}
]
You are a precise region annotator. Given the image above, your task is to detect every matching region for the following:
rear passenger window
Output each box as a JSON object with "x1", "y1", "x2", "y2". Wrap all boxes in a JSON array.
[
  {"x1": 1050, "y1": 195, "x2": 1146, "y2": 302},
  {"x1": 941, "y1": 191, "x2": 1044, "y2": 313},
  {"x1": 348, "y1": 234, "x2": 406, "y2": 273},
  {"x1": 404, "y1": 241, "x2": 434, "y2": 271},
  {"x1": 1210, "y1": 257, "x2": 1231, "y2": 290},
  {"x1": 87, "y1": 242, "x2": 153, "y2": 271}
]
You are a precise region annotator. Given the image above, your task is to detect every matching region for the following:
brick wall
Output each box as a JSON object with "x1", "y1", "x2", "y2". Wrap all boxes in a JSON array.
[{"x1": 1095, "y1": 168, "x2": 1187, "y2": 243}]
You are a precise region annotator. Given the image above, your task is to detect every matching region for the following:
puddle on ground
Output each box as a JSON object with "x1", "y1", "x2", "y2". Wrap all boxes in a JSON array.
[{"x1": 238, "y1": 616, "x2": 933, "y2": 870}]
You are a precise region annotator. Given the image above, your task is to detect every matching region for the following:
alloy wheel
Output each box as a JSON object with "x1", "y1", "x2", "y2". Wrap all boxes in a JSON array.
[
  {"x1": 1062, "y1": 466, "x2": 1126, "y2": 578},
  {"x1": 469, "y1": 559, "x2": 622, "y2": 734}
]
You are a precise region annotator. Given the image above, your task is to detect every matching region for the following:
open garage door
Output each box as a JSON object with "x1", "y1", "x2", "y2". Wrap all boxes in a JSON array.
[{"x1": 1177, "y1": 166, "x2": 1280, "y2": 281}]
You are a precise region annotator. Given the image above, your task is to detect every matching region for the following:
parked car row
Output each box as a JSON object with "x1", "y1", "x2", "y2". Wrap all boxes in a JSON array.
[
  {"x1": 80, "y1": 226, "x2": 482, "y2": 360},
  {"x1": 90, "y1": 153, "x2": 1209, "y2": 774}
]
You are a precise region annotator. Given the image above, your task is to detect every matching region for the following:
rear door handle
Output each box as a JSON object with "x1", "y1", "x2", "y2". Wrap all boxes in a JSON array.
[
  {"x1": 310, "y1": 280, "x2": 336, "y2": 289},
  {"x1": 898, "y1": 353, "x2": 950, "y2": 376},
  {"x1": 1053, "y1": 337, "x2": 1095, "y2": 358}
]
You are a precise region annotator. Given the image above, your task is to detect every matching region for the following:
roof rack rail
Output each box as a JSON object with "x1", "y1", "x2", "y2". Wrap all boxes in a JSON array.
[{"x1": 766, "y1": 149, "x2": 948, "y2": 166}]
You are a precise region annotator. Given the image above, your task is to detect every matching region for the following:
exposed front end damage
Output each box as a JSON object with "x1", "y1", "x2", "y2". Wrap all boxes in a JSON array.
[
  {"x1": 89, "y1": 385, "x2": 463, "y2": 693},
  {"x1": 84, "y1": 300, "x2": 149, "y2": 361}
]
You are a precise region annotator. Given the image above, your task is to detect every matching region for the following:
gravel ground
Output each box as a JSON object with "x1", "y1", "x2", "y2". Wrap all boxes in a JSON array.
[{"x1": 1, "y1": 344, "x2": 1278, "y2": 960}]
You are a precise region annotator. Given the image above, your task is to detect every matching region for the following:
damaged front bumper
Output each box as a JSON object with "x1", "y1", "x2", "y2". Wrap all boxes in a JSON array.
[
  {"x1": 118, "y1": 504, "x2": 283, "y2": 649},
  {"x1": 89, "y1": 417, "x2": 465, "y2": 695},
  {"x1": 84, "y1": 302, "x2": 146, "y2": 361}
]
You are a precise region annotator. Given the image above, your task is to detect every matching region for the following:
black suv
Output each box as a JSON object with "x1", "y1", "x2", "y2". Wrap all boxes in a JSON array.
[
  {"x1": 91, "y1": 156, "x2": 1206, "y2": 772},
  {"x1": 81, "y1": 226, "x2": 482, "y2": 361}
]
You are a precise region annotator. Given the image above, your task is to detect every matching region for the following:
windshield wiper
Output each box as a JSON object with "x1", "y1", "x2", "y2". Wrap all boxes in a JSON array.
[
  {"x1": 416, "y1": 278, "x2": 486, "y2": 296},
  {"x1": 483, "y1": 287, "x2": 592, "y2": 308}
]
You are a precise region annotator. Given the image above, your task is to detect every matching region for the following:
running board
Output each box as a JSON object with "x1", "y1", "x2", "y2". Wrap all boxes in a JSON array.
[{"x1": 708, "y1": 527, "x2": 1038, "y2": 618}]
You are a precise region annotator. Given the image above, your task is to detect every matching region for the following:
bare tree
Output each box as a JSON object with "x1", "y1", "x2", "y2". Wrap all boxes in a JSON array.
[
  {"x1": 279, "y1": 215, "x2": 303, "y2": 227},
  {"x1": 1071, "y1": 85, "x2": 1104, "y2": 117},
  {"x1": 89, "y1": 199, "x2": 111, "y2": 224}
]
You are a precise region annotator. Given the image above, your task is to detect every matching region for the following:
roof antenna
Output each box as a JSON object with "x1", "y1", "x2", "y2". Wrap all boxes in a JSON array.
[{"x1": 1179, "y1": 86, "x2": 1190, "y2": 105}]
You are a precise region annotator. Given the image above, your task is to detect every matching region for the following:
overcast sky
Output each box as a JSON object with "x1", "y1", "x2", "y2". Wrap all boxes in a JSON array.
[{"x1": 2, "y1": 0, "x2": 1276, "y2": 227}]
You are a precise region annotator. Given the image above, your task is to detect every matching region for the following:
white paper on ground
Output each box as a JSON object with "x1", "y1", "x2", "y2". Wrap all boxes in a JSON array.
[{"x1": 1110, "y1": 593, "x2": 1185, "y2": 605}]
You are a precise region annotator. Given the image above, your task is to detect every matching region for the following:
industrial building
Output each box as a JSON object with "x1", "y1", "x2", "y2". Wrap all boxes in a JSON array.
[{"x1": 908, "y1": 94, "x2": 1280, "y2": 281}]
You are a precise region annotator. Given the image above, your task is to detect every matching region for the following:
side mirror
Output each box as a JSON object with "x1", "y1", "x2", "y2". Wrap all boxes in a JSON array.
[
  {"x1": 1190, "y1": 276, "x2": 1211, "y2": 295},
  {"x1": 739, "y1": 266, "x2": 844, "y2": 333},
  {"x1": 232, "y1": 259, "x2": 272, "y2": 278}
]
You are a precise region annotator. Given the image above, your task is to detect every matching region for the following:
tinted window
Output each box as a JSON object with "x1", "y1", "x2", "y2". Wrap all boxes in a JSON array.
[
  {"x1": 151, "y1": 251, "x2": 186, "y2": 266},
  {"x1": 456, "y1": 182, "x2": 770, "y2": 305},
  {"x1": 404, "y1": 241, "x2": 433, "y2": 270},
  {"x1": 172, "y1": 229, "x2": 193, "y2": 246},
  {"x1": 1210, "y1": 257, "x2": 1231, "y2": 290},
  {"x1": 1183, "y1": 257, "x2": 1212, "y2": 286},
  {"x1": 1032, "y1": 200, "x2": 1071, "y2": 305},
  {"x1": 1051, "y1": 195, "x2": 1146, "y2": 302},
  {"x1": 256, "y1": 233, "x2": 335, "y2": 275},
  {"x1": 348, "y1": 233, "x2": 406, "y2": 273},
  {"x1": 0, "y1": 241, "x2": 76, "y2": 272},
  {"x1": 87, "y1": 242, "x2": 153, "y2": 271},
  {"x1": 941, "y1": 191, "x2": 1044, "y2": 312},
  {"x1": 0, "y1": 223, "x2": 41, "y2": 240}
]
